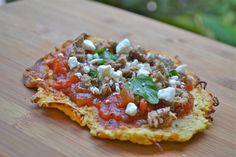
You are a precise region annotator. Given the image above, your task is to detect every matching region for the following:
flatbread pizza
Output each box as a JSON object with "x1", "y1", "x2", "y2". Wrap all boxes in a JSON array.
[{"x1": 23, "y1": 33, "x2": 219, "y2": 145}]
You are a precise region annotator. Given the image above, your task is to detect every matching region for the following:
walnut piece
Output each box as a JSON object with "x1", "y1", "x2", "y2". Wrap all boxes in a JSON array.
[{"x1": 147, "y1": 107, "x2": 177, "y2": 129}]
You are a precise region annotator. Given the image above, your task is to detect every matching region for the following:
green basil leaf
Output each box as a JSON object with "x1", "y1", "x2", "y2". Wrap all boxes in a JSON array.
[
  {"x1": 169, "y1": 69, "x2": 178, "y2": 77},
  {"x1": 95, "y1": 48, "x2": 106, "y2": 54},
  {"x1": 99, "y1": 51, "x2": 117, "y2": 61},
  {"x1": 88, "y1": 69, "x2": 98, "y2": 78},
  {"x1": 125, "y1": 75, "x2": 159, "y2": 104},
  {"x1": 97, "y1": 59, "x2": 106, "y2": 65}
]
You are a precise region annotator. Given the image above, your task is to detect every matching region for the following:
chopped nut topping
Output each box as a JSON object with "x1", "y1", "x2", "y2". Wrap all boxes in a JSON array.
[{"x1": 148, "y1": 107, "x2": 176, "y2": 128}]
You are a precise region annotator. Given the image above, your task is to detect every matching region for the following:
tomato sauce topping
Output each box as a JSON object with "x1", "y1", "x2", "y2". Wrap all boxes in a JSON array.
[
  {"x1": 47, "y1": 56, "x2": 70, "y2": 76},
  {"x1": 46, "y1": 51, "x2": 194, "y2": 129}
]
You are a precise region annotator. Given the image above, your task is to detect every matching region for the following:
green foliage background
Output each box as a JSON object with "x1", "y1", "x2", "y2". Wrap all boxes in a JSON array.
[{"x1": 95, "y1": 0, "x2": 236, "y2": 47}]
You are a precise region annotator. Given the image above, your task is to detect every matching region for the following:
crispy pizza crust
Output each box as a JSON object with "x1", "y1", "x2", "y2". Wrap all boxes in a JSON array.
[
  {"x1": 24, "y1": 35, "x2": 216, "y2": 145},
  {"x1": 30, "y1": 84, "x2": 213, "y2": 145}
]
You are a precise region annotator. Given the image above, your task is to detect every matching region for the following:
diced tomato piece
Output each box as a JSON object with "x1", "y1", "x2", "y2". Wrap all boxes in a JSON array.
[
  {"x1": 119, "y1": 86, "x2": 134, "y2": 108},
  {"x1": 75, "y1": 98, "x2": 88, "y2": 106},
  {"x1": 113, "y1": 114, "x2": 122, "y2": 121},
  {"x1": 94, "y1": 101, "x2": 103, "y2": 109},
  {"x1": 68, "y1": 74, "x2": 79, "y2": 84},
  {"x1": 47, "y1": 56, "x2": 69, "y2": 75},
  {"x1": 185, "y1": 79, "x2": 193, "y2": 91},
  {"x1": 54, "y1": 64, "x2": 68, "y2": 75},
  {"x1": 53, "y1": 74, "x2": 79, "y2": 90},
  {"x1": 139, "y1": 99, "x2": 148, "y2": 115},
  {"x1": 99, "y1": 111, "x2": 111, "y2": 121}
]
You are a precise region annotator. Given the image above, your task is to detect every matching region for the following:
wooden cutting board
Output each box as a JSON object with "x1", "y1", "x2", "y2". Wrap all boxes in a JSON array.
[{"x1": 0, "y1": 0, "x2": 236, "y2": 156}]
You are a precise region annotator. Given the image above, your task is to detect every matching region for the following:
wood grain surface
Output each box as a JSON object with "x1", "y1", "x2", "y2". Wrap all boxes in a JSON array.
[{"x1": 0, "y1": 0, "x2": 236, "y2": 156}]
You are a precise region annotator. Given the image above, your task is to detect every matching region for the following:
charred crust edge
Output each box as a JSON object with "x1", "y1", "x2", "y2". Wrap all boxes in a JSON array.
[
  {"x1": 212, "y1": 96, "x2": 220, "y2": 107},
  {"x1": 195, "y1": 79, "x2": 207, "y2": 89}
]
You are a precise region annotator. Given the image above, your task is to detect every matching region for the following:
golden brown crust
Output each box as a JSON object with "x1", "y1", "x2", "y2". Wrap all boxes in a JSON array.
[
  {"x1": 24, "y1": 34, "x2": 217, "y2": 145},
  {"x1": 31, "y1": 86, "x2": 214, "y2": 145}
]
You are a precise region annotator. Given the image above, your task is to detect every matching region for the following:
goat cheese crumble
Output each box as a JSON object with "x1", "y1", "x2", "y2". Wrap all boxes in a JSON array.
[
  {"x1": 137, "y1": 63, "x2": 152, "y2": 76},
  {"x1": 57, "y1": 53, "x2": 64, "y2": 57},
  {"x1": 83, "y1": 40, "x2": 96, "y2": 51},
  {"x1": 68, "y1": 57, "x2": 78, "y2": 69},
  {"x1": 97, "y1": 65, "x2": 114, "y2": 79},
  {"x1": 75, "y1": 72, "x2": 82, "y2": 78},
  {"x1": 89, "y1": 86, "x2": 100, "y2": 95},
  {"x1": 158, "y1": 87, "x2": 176, "y2": 101},
  {"x1": 83, "y1": 65, "x2": 90, "y2": 73},
  {"x1": 125, "y1": 102, "x2": 138, "y2": 116},
  {"x1": 116, "y1": 38, "x2": 131, "y2": 55},
  {"x1": 175, "y1": 64, "x2": 187, "y2": 74}
]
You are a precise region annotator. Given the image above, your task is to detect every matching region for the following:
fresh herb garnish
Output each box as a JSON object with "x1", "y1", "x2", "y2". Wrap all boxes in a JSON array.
[
  {"x1": 169, "y1": 69, "x2": 178, "y2": 77},
  {"x1": 88, "y1": 69, "x2": 98, "y2": 78},
  {"x1": 95, "y1": 48, "x2": 106, "y2": 54},
  {"x1": 125, "y1": 75, "x2": 159, "y2": 104},
  {"x1": 97, "y1": 59, "x2": 106, "y2": 65},
  {"x1": 99, "y1": 51, "x2": 117, "y2": 61},
  {"x1": 95, "y1": 48, "x2": 117, "y2": 61}
]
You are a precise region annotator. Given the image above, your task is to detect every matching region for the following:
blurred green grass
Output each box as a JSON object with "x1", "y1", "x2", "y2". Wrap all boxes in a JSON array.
[{"x1": 95, "y1": 0, "x2": 236, "y2": 47}]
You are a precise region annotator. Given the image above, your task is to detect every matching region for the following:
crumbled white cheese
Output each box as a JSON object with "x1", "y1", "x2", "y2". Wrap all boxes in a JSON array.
[
  {"x1": 175, "y1": 64, "x2": 187, "y2": 74},
  {"x1": 68, "y1": 57, "x2": 78, "y2": 69},
  {"x1": 57, "y1": 53, "x2": 64, "y2": 57},
  {"x1": 125, "y1": 102, "x2": 138, "y2": 116},
  {"x1": 111, "y1": 70, "x2": 123, "y2": 82},
  {"x1": 116, "y1": 38, "x2": 131, "y2": 55},
  {"x1": 126, "y1": 62, "x2": 131, "y2": 67},
  {"x1": 126, "y1": 59, "x2": 138, "y2": 67},
  {"x1": 157, "y1": 87, "x2": 176, "y2": 101},
  {"x1": 114, "y1": 83, "x2": 120, "y2": 93},
  {"x1": 137, "y1": 68, "x2": 150, "y2": 76},
  {"x1": 97, "y1": 65, "x2": 123, "y2": 82},
  {"x1": 74, "y1": 72, "x2": 82, "y2": 78},
  {"x1": 109, "y1": 80, "x2": 114, "y2": 86},
  {"x1": 89, "y1": 86, "x2": 100, "y2": 95},
  {"x1": 89, "y1": 58, "x2": 104, "y2": 64},
  {"x1": 176, "y1": 81, "x2": 181, "y2": 85},
  {"x1": 169, "y1": 79, "x2": 176, "y2": 87},
  {"x1": 93, "y1": 53, "x2": 100, "y2": 59},
  {"x1": 97, "y1": 65, "x2": 114, "y2": 79},
  {"x1": 83, "y1": 65, "x2": 90, "y2": 73},
  {"x1": 168, "y1": 79, "x2": 180, "y2": 88},
  {"x1": 83, "y1": 40, "x2": 96, "y2": 51},
  {"x1": 131, "y1": 59, "x2": 139, "y2": 66},
  {"x1": 126, "y1": 59, "x2": 139, "y2": 67},
  {"x1": 137, "y1": 63, "x2": 152, "y2": 76},
  {"x1": 87, "y1": 54, "x2": 93, "y2": 60},
  {"x1": 170, "y1": 76, "x2": 179, "y2": 80}
]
